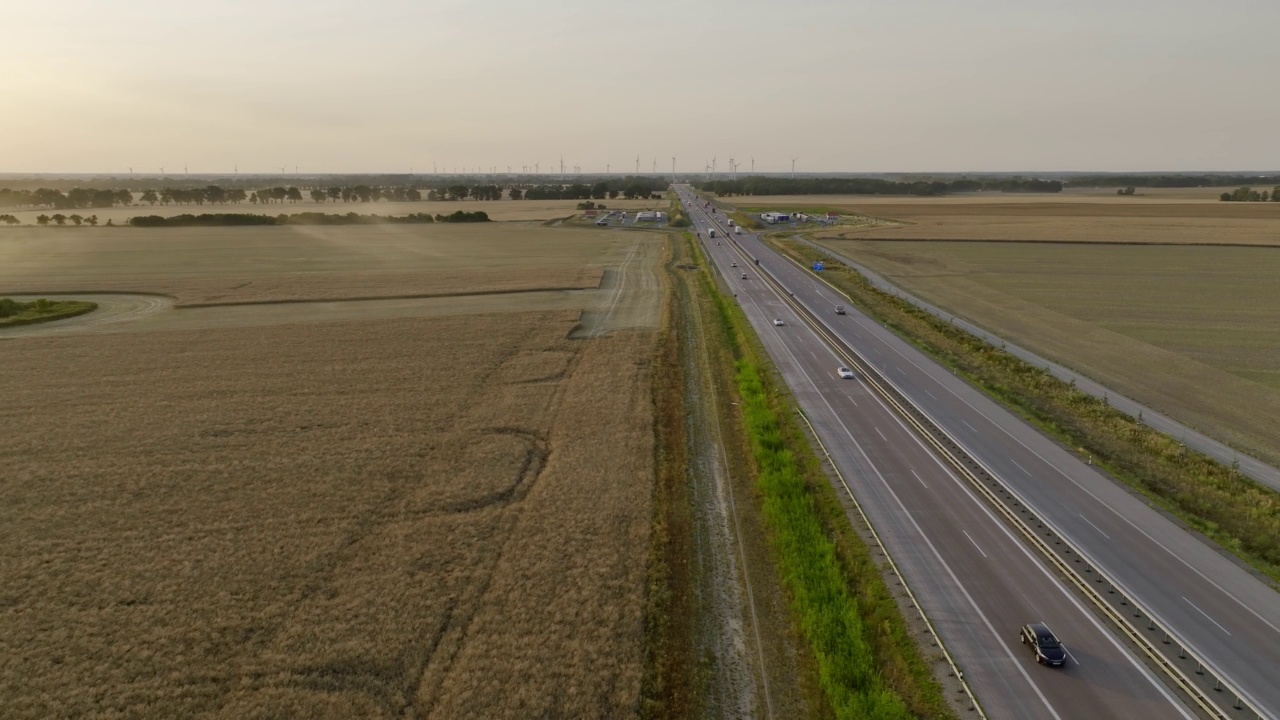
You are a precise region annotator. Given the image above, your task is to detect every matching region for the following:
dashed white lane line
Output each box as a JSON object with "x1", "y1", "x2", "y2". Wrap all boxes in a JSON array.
[
  {"x1": 875, "y1": 427, "x2": 887, "y2": 441},
  {"x1": 962, "y1": 419, "x2": 977, "y2": 432},
  {"x1": 963, "y1": 530, "x2": 988, "y2": 558},
  {"x1": 1183, "y1": 597, "x2": 1232, "y2": 636},
  {"x1": 911, "y1": 468, "x2": 928, "y2": 488},
  {"x1": 1079, "y1": 514, "x2": 1112, "y2": 540},
  {"x1": 1011, "y1": 459, "x2": 1032, "y2": 476}
]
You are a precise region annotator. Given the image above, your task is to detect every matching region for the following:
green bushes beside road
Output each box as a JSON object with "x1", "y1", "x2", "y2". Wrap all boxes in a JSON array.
[
  {"x1": 775, "y1": 238, "x2": 1280, "y2": 584},
  {"x1": 697, "y1": 239, "x2": 954, "y2": 719}
]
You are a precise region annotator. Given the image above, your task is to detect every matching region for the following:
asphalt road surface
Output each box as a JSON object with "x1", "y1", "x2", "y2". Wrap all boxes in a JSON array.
[
  {"x1": 680, "y1": 190, "x2": 1280, "y2": 720},
  {"x1": 794, "y1": 236, "x2": 1280, "y2": 494}
]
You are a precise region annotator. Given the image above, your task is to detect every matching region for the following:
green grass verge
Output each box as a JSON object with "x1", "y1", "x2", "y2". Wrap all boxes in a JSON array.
[
  {"x1": 0, "y1": 298, "x2": 97, "y2": 327},
  {"x1": 641, "y1": 234, "x2": 701, "y2": 720},
  {"x1": 774, "y1": 238, "x2": 1280, "y2": 585},
  {"x1": 693, "y1": 238, "x2": 956, "y2": 719}
]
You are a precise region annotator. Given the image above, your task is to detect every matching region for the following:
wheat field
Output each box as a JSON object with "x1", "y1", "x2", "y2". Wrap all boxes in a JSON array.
[
  {"x1": 1, "y1": 224, "x2": 663, "y2": 718},
  {"x1": 723, "y1": 193, "x2": 1280, "y2": 245},
  {"x1": 822, "y1": 238, "x2": 1280, "y2": 468}
]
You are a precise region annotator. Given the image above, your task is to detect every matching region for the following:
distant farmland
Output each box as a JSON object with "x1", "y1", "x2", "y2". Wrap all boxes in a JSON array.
[
  {"x1": 722, "y1": 193, "x2": 1280, "y2": 246},
  {"x1": 0, "y1": 223, "x2": 664, "y2": 718},
  {"x1": 819, "y1": 238, "x2": 1280, "y2": 469}
]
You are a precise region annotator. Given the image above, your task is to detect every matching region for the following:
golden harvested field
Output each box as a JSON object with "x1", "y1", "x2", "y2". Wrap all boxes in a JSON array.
[
  {"x1": 822, "y1": 239, "x2": 1280, "y2": 468},
  {"x1": 0, "y1": 224, "x2": 665, "y2": 718},
  {"x1": 3, "y1": 197, "x2": 669, "y2": 225},
  {"x1": 722, "y1": 193, "x2": 1280, "y2": 245},
  {"x1": 0, "y1": 224, "x2": 622, "y2": 305}
]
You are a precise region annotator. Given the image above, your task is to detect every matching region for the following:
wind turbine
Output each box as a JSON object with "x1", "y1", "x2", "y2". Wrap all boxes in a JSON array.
[
  {"x1": 671, "y1": 156, "x2": 676, "y2": 182},
  {"x1": 606, "y1": 163, "x2": 610, "y2": 175},
  {"x1": 559, "y1": 155, "x2": 564, "y2": 181},
  {"x1": 159, "y1": 167, "x2": 165, "y2": 175},
  {"x1": 635, "y1": 155, "x2": 640, "y2": 174},
  {"x1": 729, "y1": 156, "x2": 735, "y2": 180},
  {"x1": 791, "y1": 157, "x2": 799, "y2": 178},
  {"x1": 750, "y1": 156, "x2": 754, "y2": 174}
]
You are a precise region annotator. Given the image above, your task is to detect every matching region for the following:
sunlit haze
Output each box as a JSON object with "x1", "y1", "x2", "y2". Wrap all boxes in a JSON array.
[{"x1": 5, "y1": 0, "x2": 1279, "y2": 173}]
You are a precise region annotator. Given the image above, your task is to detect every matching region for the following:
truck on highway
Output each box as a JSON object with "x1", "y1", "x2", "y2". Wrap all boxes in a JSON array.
[
  {"x1": 734, "y1": 226, "x2": 743, "y2": 235},
  {"x1": 708, "y1": 229, "x2": 717, "y2": 238},
  {"x1": 727, "y1": 219, "x2": 735, "y2": 227}
]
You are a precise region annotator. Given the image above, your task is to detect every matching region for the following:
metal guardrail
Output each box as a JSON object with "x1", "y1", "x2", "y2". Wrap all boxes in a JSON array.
[
  {"x1": 793, "y1": 406, "x2": 989, "y2": 718},
  {"x1": 756, "y1": 243, "x2": 1269, "y2": 720}
]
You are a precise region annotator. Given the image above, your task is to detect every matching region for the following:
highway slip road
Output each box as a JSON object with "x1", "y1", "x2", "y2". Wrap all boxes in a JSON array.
[{"x1": 680, "y1": 191, "x2": 1217, "y2": 719}]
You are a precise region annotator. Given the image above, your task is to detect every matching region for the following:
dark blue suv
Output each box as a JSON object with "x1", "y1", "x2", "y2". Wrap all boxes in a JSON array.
[{"x1": 1020, "y1": 622, "x2": 1067, "y2": 667}]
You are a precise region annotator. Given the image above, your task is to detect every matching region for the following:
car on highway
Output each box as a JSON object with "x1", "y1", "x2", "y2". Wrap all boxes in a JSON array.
[
  {"x1": 731, "y1": 262, "x2": 737, "y2": 267},
  {"x1": 740, "y1": 273, "x2": 747, "y2": 279},
  {"x1": 837, "y1": 367, "x2": 854, "y2": 379},
  {"x1": 835, "y1": 305, "x2": 846, "y2": 315},
  {"x1": 1020, "y1": 623, "x2": 1067, "y2": 667},
  {"x1": 773, "y1": 318, "x2": 785, "y2": 326}
]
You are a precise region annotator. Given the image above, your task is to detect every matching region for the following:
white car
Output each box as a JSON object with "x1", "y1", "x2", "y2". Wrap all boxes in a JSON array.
[
  {"x1": 837, "y1": 367, "x2": 854, "y2": 379},
  {"x1": 773, "y1": 318, "x2": 785, "y2": 326},
  {"x1": 731, "y1": 262, "x2": 737, "y2": 267}
]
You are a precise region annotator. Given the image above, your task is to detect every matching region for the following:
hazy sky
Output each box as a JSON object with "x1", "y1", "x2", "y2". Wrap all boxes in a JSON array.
[{"x1": 5, "y1": 0, "x2": 1278, "y2": 173}]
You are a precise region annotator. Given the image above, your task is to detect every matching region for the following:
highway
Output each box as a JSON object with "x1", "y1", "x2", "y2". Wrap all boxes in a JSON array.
[
  {"x1": 677, "y1": 189, "x2": 1280, "y2": 719},
  {"x1": 791, "y1": 236, "x2": 1280, "y2": 494}
]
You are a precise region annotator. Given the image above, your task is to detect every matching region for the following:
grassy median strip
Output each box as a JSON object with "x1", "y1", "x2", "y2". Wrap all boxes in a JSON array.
[
  {"x1": 774, "y1": 238, "x2": 1280, "y2": 585},
  {"x1": 694, "y1": 237, "x2": 953, "y2": 719},
  {"x1": 0, "y1": 297, "x2": 97, "y2": 327}
]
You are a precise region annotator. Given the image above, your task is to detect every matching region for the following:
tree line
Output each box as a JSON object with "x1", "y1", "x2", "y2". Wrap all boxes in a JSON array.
[
  {"x1": 1067, "y1": 174, "x2": 1280, "y2": 189},
  {"x1": 1219, "y1": 186, "x2": 1280, "y2": 202},
  {"x1": 695, "y1": 176, "x2": 1063, "y2": 197},
  {"x1": 3, "y1": 177, "x2": 669, "y2": 211},
  {"x1": 127, "y1": 211, "x2": 490, "y2": 227},
  {"x1": 0, "y1": 188, "x2": 133, "y2": 209}
]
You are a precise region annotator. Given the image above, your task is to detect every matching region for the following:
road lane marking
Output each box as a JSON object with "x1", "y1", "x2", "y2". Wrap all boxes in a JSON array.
[
  {"x1": 923, "y1": 388, "x2": 936, "y2": 400},
  {"x1": 1065, "y1": 648, "x2": 1080, "y2": 666},
  {"x1": 962, "y1": 530, "x2": 988, "y2": 558},
  {"x1": 935, "y1": 381, "x2": 1280, "y2": 639},
  {"x1": 845, "y1": 394, "x2": 857, "y2": 407},
  {"x1": 1079, "y1": 514, "x2": 1111, "y2": 540},
  {"x1": 962, "y1": 419, "x2": 977, "y2": 432},
  {"x1": 875, "y1": 427, "x2": 887, "y2": 441},
  {"x1": 1183, "y1": 597, "x2": 1232, "y2": 636},
  {"x1": 911, "y1": 468, "x2": 927, "y2": 488},
  {"x1": 810, "y1": 351, "x2": 817, "y2": 359},
  {"x1": 788, "y1": 377, "x2": 1066, "y2": 719},
  {"x1": 1011, "y1": 459, "x2": 1032, "y2": 476},
  {"x1": 854, "y1": 382, "x2": 1197, "y2": 718}
]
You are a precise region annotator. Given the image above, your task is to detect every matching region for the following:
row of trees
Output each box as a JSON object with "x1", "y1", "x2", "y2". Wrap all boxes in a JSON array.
[
  {"x1": 128, "y1": 211, "x2": 490, "y2": 227},
  {"x1": 696, "y1": 176, "x2": 1063, "y2": 197},
  {"x1": 2, "y1": 177, "x2": 671, "y2": 210},
  {"x1": 1219, "y1": 186, "x2": 1280, "y2": 202},
  {"x1": 1069, "y1": 174, "x2": 1280, "y2": 189},
  {"x1": 0, "y1": 188, "x2": 134, "y2": 209},
  {"x1": 35, "y1": 214, "x2": 101, "y2": 225}
]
